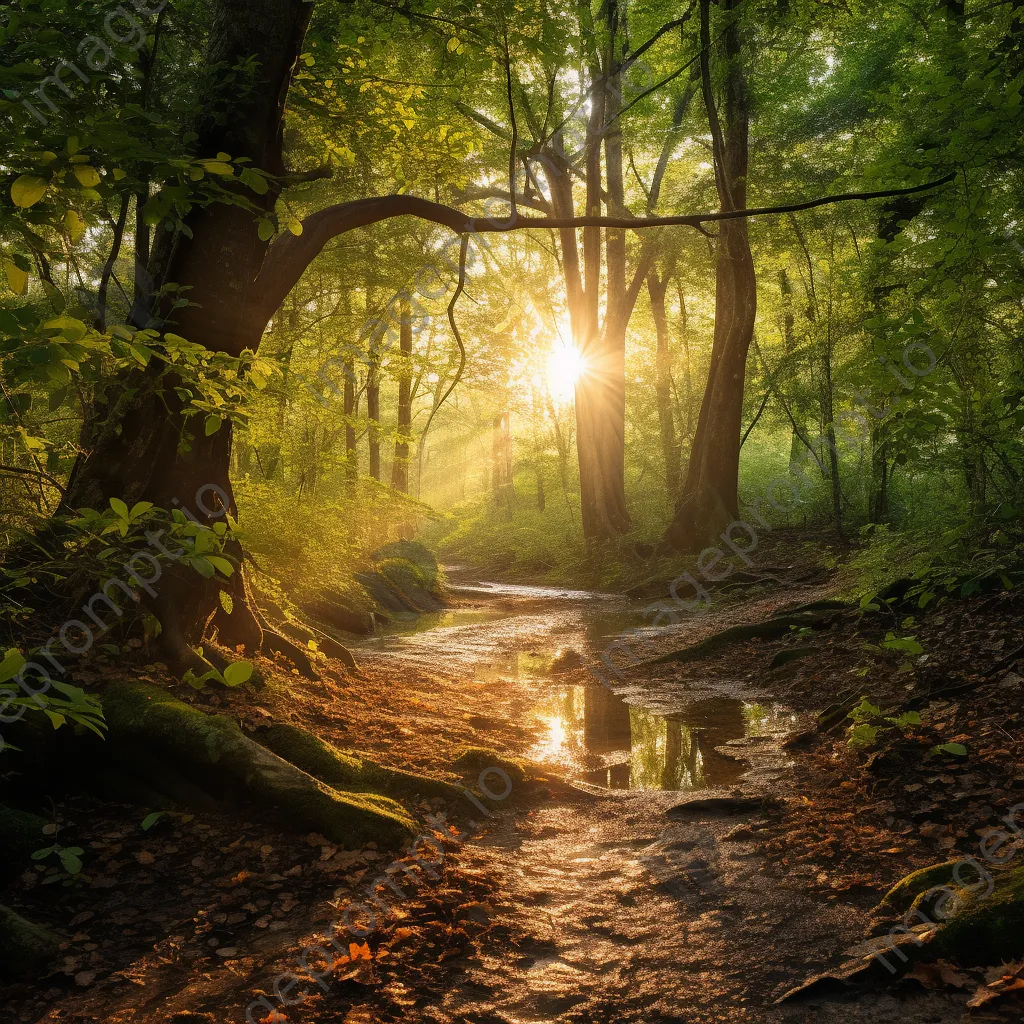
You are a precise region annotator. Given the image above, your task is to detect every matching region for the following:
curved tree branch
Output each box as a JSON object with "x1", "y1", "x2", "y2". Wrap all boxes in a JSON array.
[{"x1": 251, "y1": 173, "x2": 955, "y2": 328}]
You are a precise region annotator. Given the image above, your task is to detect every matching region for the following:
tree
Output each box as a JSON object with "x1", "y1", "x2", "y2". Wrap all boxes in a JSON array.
[{"x1": 663, "y1": 0, "x2": 754, "y2": 552}]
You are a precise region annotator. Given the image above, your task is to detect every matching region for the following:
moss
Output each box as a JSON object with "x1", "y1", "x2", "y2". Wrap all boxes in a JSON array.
[
  {"x1": 373, "y1": 540, "x2": 442, "y2": 591},
  {"x1": 102, "y1": 682, "x2": 415, "y2": 849},
  {"x1": 254, "y1": 723, "x2": 460, "y2": 801},
  {"x1": 0, "y1": 904, "x2": 59, "y2": 977},
  {"x1": 930, "y1": 864, "x2": 1024, "y2": 966},
  {"x1": 0, "y1": 805, "x2": 48, "y2": 865},
  {"x1": 879, "y1": 862, "x2": 1024, "y2": 968},
  {"x1": 878, "y1": 861, "x2": 961, "y2": 914},
  {"x1": 452, "y1": 746, "x2": 528, "y2": 785}
]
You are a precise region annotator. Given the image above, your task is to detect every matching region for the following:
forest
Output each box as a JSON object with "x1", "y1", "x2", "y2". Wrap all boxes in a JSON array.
[{"x1": 1, "y1": 0, "x2": 1023, "y2": 1020}]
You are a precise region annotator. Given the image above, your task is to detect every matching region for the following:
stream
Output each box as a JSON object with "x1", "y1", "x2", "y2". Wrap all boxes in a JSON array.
[
  {"x1": 348, "y1": 573, "x2": 893, "y2": 1023},
  {"x1": 354, "y1": 569, "x2": 792, "y2": 793}
]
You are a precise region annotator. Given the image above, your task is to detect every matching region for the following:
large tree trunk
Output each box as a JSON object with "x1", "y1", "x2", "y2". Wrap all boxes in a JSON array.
[
  {"x1": 539, "y1": 1, "x2": 637, "y2": 545},
  {"x1": 57, "y1": 0, "x2": 314, "y2": 664},
  {"x1": 664, "y1": 0, "x2": 755, "y2": 552}
]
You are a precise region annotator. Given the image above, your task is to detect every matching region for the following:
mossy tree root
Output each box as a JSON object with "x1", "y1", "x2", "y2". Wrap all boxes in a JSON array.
[
  {"x1": 647, "y1": 609, "x2": 843, "y2": 666},
  {"x1": 0, "y1": 805, "x2": 49, "y2": 868},
  {"x1": 254, "y1": 723, "x2": 461, "y2": 801},
  {"x1": 0, "y1": 904, "x2": 60, "y2": 978},
  {"x1": 875, "y1": 861, "x2": 1024, "y2": 968},
  {"x1": 102, "y1": 682, "x2": 415, "y2": 849}
]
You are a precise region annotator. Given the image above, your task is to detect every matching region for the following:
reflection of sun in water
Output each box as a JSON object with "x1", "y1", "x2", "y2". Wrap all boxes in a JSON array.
[
  {"x1": 537, "y1": 713, "x2": 567, "y2": 760},
  {"x1": 546, "y1": 338, "x2": 586, "y2": 405}
]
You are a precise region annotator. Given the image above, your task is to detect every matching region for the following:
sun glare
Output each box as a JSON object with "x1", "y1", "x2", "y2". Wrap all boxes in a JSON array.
[{"x1": 546, "y1": 339, "x2": 586, "y2": 405}]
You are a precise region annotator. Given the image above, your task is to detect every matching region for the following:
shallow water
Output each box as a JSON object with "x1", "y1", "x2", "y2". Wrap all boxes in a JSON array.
[{"x1": 353, "y1": 570, "x2": 788, "y2": 791}]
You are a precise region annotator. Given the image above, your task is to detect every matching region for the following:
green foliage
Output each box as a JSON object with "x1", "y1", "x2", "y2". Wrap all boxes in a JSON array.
[
  {"x1": 880, "y1": 632, "x2": 925, "y2": 656},
  {"x1": 181, "y1": 651, "x2": 254, "y2": 691},
  {"x1": 846, "y1": 697, "x2": 922, "y2": 749},
  {"x1": 31, "y1": 842, "x2": 85, "y2": 886},
  {"x1": 0, "y1": 647, "x2": 104, "y2": 742},
  {"x1": 930, "y1": 741, "x2": 968, "y2": 759}
]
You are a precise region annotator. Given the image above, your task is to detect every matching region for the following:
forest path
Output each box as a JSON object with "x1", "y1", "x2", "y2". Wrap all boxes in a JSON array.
[{"x1": 352, "y1": 572, "x2": 966, "y2": 1023}]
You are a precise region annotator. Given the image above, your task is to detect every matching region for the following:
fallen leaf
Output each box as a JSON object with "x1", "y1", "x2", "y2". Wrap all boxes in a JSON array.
[{"x1": 967, "y1": 978, "x2": 1024, "y2": 1007}]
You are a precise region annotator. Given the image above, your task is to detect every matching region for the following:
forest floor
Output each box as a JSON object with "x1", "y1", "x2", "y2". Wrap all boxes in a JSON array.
[{"x1": 4, "y1": 549, "x2": 1024, "y2": 1023}]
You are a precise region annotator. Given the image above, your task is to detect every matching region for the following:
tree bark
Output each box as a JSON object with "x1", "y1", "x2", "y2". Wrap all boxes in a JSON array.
[
  {"x1": 391, "y1": 299, "x2": 413, "y2": 492},
  {"x1": 57, "y1": 0, "x2": 315, "y2": 665},
  {"x1": 344, "y1": 351, "x2": 358, "y2": 493},
  {"x1": 366, "y1": 349, "x2": 381, "y2": 482},
  {"x1": 647, "y1": 269, "x2": 682, "y2": 503},
  {"x1": 664, "y1": 0, "x2": 755, "y2": 552}
]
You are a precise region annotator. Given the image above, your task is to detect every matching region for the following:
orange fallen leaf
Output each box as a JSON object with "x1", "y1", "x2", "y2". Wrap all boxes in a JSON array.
[{"x1": 349, "y1": 941, "x2": 372, "y2": 960}]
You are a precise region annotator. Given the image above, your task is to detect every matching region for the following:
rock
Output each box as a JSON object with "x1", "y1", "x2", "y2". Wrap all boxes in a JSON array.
[
  {"x1": 551, "y1": 648, "x2": 584, "y2": 672},
  {"x1": 666, "y1": 795, "x2": 776, "y2": 820},
  {"x1": 453, "y1": 746, "x2": 528, "y2": 785}
]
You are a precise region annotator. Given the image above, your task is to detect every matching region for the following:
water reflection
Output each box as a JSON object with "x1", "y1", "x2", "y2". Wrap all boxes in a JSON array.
[{"x1": 532, "y1": 683, "x2": 780, "y2": 791}]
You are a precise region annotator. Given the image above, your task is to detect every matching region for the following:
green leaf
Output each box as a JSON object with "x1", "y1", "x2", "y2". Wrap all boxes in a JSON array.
[
  {"x1": 140, "y1": 812, "x2": 164, "y2": 831},
  {"x1": 257, "y1": 218, "x2": 276, "y2": 241},
  {"x1": 129, "y1": 501, "x2": 154, "y2": 519},
  {"x1": 109, "y1": 497, "x2": 129, "y2": 520},
  {"x1": 848, "y1": 723, "x2": 880, "y2": 748},
  {"x1": 207, "y1": 555, "x2": 234, "y2": 577},
  {"x1": 11, "y1": 174, "x2": 48, "y2": 208},
  {"x1": 240, "y1": 168, "x2": 269, "y2": 195},
  {"x1": 218, "y1": 590, "x2": 234, "y2": 615},
  {"x1": 205, "y1": 414, "x2": 222, "y2": 435},
  {"x1": 58, "y1": 849, "x2": 83, "y2": 874},
  {"x1": 189, "y1": 556, "x2": 215, "y2": 578},
  {"x1": 200, "y1": 160, "x2": 234, "y2": 176},
  {"x1": 0, "y1": 649, "x2": 26, "y2": 684},
  {"x1": 890, "y1": 711, "x2": 922, "y2": 729},
  {"x1": 932, "y1": 742, "x2": 968, "y2": 757},
  {"x1": 4, "y1": 259, "x2": 28, "y2": 295},
  {"x1": 222, "y1": 661, "x2": 253, "y2": 687},
  {"x1": 72, "y1": 165, "x2": 101, "y2": 188}
]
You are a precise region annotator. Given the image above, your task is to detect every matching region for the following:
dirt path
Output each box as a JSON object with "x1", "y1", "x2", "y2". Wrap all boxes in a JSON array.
[
  {"x1": 344, "y1": 572, "x2": 979, "y2": 1023},
  {"x1": 9, "y1": 571, "x2": 1010, "y2": 1022}
]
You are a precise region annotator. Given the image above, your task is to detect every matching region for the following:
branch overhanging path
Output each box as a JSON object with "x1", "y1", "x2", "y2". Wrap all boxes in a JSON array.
[{"x1": 256, "y1": 172, "x2": 956, "y2": 322}]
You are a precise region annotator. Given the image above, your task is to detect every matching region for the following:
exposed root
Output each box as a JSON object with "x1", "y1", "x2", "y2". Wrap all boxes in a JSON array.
[
  {"x1": 0, "y1": 805, "x2": 48, "y2": 867},
  {"x1": 647, "y1": 608, "x2": 843, "y2": 666},
  {"x1": 259, "y1": 627, "x2": 319, "y2": 678},
  {"x1": 100, "y1": 682, "x2": 415, "y2": 848},
  {"x1": 254, "y1": 723, "x2": 462, "y2": 801},
  {"x1": 0, "y1": 904, "x2": 60, "y2": 977}
]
